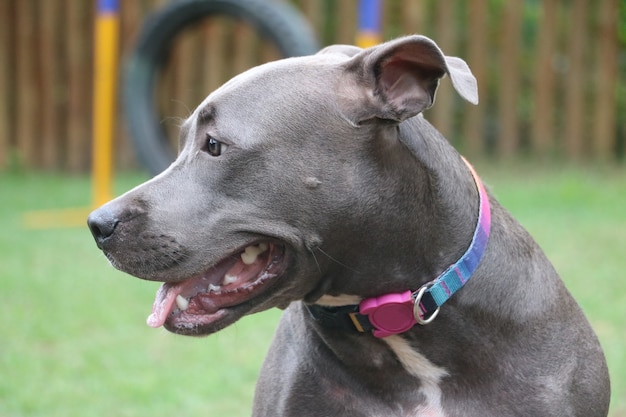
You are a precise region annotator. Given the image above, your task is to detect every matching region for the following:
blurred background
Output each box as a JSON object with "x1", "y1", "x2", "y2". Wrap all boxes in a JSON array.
[
  {"x1": 1, "y1": 0, "x2": 624, "y2": 171},
  {"x1": 0, "y1": 1, "x2": 625, "y2": 416}
]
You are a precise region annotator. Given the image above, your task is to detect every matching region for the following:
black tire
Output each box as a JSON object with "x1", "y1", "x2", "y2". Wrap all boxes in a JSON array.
[{"x1": 124, "y1": 0, "x2": 319, "y2": 175}]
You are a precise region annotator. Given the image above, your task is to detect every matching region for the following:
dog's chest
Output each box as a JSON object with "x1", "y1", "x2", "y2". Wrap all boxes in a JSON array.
[{"x1": 384, "y1": 335, "x2": 447, "y2": 417}]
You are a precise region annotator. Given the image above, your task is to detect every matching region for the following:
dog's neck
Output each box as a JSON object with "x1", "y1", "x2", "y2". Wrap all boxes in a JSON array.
[
  {"x1": 302, "y1": 117, "x2": 481, "y2": 303},
  {"x1": 307, "y1": 154, "x2": 490, "y2": 338}
]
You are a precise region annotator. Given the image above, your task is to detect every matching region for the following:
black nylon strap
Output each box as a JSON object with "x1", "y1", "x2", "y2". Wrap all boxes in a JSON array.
[
  {"x1": 417, "y1": 291, "x2": 440, "y2": 320},
  {"x1": 305, "y1": 304, "x2": 375, "y2": 333}
]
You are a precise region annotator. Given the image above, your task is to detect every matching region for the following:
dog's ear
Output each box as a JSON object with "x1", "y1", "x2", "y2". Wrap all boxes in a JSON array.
[{"x1": 341, "y1": 35, "x2": 478, "y2": 124}]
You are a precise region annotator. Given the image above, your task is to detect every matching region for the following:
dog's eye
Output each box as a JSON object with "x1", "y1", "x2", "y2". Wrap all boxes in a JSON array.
[{"x1": 204, "y1": 134, "x2": 226, "y2": 157}]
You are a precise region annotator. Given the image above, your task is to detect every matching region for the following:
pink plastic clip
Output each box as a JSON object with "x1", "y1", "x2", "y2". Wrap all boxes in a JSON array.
[{"x1": 359, "y1": 290, "x2": 417, "y2": 338}]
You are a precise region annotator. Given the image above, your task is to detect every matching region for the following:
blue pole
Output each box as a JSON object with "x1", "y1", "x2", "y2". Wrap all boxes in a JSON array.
[
  {"x1": 98, "y1": 0, "x2": 119, "y2": 14},
  {"x1": 357, "y1": 0, "x2": 381, "y2": 48}
]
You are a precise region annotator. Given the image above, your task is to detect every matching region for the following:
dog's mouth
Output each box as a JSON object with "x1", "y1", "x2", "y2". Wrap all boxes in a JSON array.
[{"x1": 146, "y1": 242, "x2": 286, "y2": 335}]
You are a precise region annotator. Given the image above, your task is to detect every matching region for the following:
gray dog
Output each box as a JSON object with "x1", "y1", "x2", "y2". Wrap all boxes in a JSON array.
[{"x1": 88, "y1": 35, "x2": 610, "y2": 416}]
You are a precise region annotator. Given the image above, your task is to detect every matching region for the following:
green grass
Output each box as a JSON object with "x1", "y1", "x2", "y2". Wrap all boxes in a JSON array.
[{"x1": 0, "y1": 163, "x2": 624, "y2": 416}]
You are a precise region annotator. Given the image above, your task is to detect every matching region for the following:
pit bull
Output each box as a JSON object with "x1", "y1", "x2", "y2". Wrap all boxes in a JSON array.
[{"x1": 87, "y1": 35, "x2": 610, "y2": 416}]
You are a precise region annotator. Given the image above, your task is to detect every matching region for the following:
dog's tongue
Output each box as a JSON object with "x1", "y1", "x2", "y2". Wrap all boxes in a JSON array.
[
  {"x1": 145, "y1": 246, "x2": 270, "y2": 328},
  {"x1": 147, "y1": 283, "x2": 180, "y2": 328},
  {"x1": 139, "y1": 243, "x2": 285, "y2": 338}
]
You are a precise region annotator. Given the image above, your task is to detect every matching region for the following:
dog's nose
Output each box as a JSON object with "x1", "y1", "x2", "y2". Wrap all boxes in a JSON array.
[{"x1": 87, "y1": 209, "x2": 119, "y2": 247}]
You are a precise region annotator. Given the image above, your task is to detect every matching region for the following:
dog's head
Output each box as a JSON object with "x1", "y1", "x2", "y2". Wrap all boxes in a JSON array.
[{"x1": 87, "y1": 35, "x2": 477, "y2": 336}]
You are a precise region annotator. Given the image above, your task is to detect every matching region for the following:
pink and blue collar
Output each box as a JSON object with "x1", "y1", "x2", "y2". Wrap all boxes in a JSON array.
[{"x1": 307, "y1": 158, "x2": 491, "y2": 338}]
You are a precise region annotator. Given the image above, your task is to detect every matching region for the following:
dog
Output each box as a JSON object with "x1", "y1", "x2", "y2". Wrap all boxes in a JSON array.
[{"x1": 87, "y1": 35, "x2": 610, "y2": 416}]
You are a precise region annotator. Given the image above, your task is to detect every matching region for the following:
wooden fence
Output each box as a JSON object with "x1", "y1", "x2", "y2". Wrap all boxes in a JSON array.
[{"x1": 0, "y1": 0, "x2": 623, "y2": 172}]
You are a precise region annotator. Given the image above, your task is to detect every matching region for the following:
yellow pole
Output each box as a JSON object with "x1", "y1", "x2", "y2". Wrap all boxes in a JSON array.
[
  {"x1": 21, "y1": 0, "x2": 119, "y2": 229},
  {"x1": 91, "y1": 0, "x2": 119, "y2": 208}
]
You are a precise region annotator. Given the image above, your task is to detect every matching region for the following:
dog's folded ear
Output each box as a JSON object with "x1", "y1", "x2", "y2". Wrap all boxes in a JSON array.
[{"x1": 340, "y1": 35, "x2": 478, "y2": 124}]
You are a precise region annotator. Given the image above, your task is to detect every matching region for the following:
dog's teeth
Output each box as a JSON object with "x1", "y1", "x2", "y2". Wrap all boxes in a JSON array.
[
  {"x1": 209, "y1": 283, "x2": 221, "y2": 292},
  {"x1": 241, "y1": 251, "x2": 258, "y2": 265},
  {"x1": 241, "y1": 244, "x2": 268, "y2": 265},
  {"x1": 175, "y1": 295, "x2": 189, "y2": 311},
  {"x1": 223, "y1": 273, "x2": 238, "y2": 286}
]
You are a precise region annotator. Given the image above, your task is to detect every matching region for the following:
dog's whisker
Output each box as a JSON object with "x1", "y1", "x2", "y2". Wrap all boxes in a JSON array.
[
  {"x1": 315, "y1": 247, "x2": 360, "y2": 274},
  {"x1": 307, "y1": 247, "x2": 322, "y2": 274},
  {"x1": 168, "y1": 99, "x2": 193, "y2": 118},
  {"x1": 159, "y1": 115, "x2": 186, "y2": 128}
]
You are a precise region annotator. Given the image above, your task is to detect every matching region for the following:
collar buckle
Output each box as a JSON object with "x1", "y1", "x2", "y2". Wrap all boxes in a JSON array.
[
  {"x1": 359, "y1": 290, "x2": 416, "y2": 338},
  {"x1": 412, "y1": 282, "x2": 441, "y2": 325},
  {"x1": 357, "y1": 282, "x2": 441, "y2": 338}
]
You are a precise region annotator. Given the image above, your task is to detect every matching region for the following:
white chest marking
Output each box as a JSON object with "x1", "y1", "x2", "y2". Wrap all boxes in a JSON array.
[
  {"x1": 315, "y1": 294, "x2": 362, "y2": 306},
  {"x1": 384, "y1": 335, "x2": 448, "y2": 417},
  {"x1": 314, "y1": 295, "x2": 448, "y2": 416}
]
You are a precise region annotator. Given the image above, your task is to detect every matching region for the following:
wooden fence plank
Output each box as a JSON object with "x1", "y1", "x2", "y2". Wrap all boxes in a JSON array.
[
  {"x1": 260, "y1": 34, "x2": 282, "y2": 65},
  {"x1": 158, "y1": 43, "x2": 179, "y2": 147},
  {"x1": 203, "y1": 19, "x2": 227, "y2": 96},
  {"x1": 336, "y1": 0, "x2": 358, "y2": 45},
  {"x1": 190, "y1": 27, "x2": 208, "y2": 110},
  {"x1": 429, "y1": 1, "x2": 456, "y2": 140},
  {"x1": 531, "y1": 0, "x2": 558, "y2": 157},
  {"x1": 233, "y1": 19, "x2": 257, "y2": 76},
  {"x1": 381, "y1": 0, "x2": 394, "y2": 40},
  {"x1": 462, "y1": 0, "x2": 488, "y2": 156},
  {"x1": 66, "y1": 1, "x2": 92, "y2": 172},
  {"x1": 299, "y1": 0, "x2": 323, "y2": 43},
  {"x1": 39, "y1": 0, "x2": 62, "y2": 170},
  {"x1": 592, "y1": 0, "x2": 618, "y2": 159},
  {"x1": 497, "y1": 0, "x2": 523, "y2": 157},
  {"x1": 0, "y1": 0, "x2": 11, "y2": 169},
  {"x1": 401, "y1": 0, "x2": 425, "y2": 34},
  {"x1": 15, "y1": 0, "x2": 39, "y2": 168},
  {"x1": 563, "y1": 0, "x2": 589, "y2": 159},
  {"x1": 170, "y1": 29, "x2": 198, "y2": 129},
  {"x1": 117, "y1": 0, "x2": 145, "y2": 169}
]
